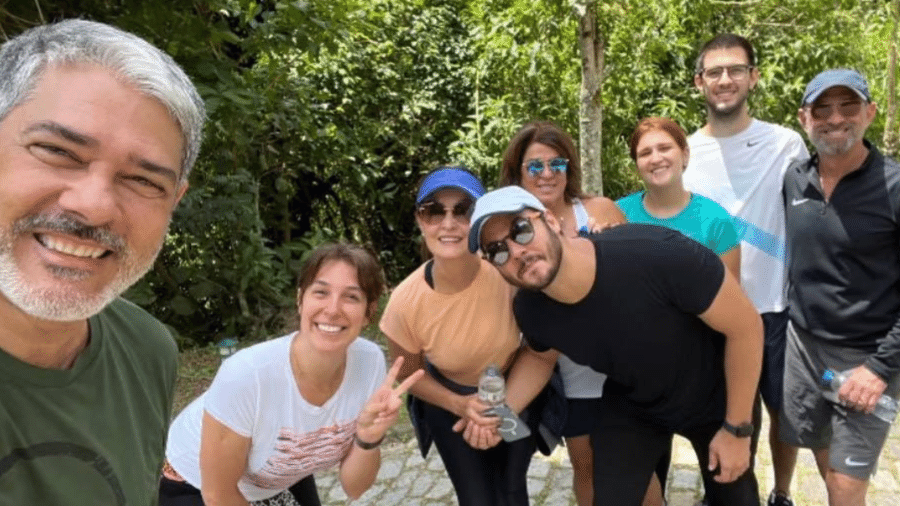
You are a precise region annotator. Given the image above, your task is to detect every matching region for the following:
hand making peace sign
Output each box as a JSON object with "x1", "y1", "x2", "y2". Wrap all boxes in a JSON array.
[{"x1": 355, "y1": 356, "x2": 425, "y2": 446}]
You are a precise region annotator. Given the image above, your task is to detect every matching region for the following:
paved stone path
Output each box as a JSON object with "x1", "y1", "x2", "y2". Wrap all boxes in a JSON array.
[{"x1": 315, "y1": 410, "x2": 900, "y2": 505}]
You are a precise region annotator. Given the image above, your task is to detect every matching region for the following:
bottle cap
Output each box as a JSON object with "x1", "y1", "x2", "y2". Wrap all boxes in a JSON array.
[{"x1": 820, "y1": 369, "x2": 835, "y2": 387}]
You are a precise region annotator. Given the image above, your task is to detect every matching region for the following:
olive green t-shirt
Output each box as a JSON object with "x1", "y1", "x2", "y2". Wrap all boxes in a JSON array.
[{"x1": 0, "y1": 298, "x2": 178, "y2": 505}]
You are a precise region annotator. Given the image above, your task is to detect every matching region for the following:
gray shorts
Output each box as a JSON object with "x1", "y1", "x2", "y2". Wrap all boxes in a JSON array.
[{"x1": 779, "y1": 321, "x2": 900, "y2": 480}]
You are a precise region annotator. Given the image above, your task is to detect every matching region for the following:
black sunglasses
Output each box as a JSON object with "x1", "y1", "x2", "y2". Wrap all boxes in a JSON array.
[
  {"x1": 481, "y1": 217, "x2": 535, "y2": 266},
  {"x1": 416, "y1": 199, "x2": 474, "y2": 225},
  {"x1": 809, "y1": 100, "x2": 864, "y2": 121}
]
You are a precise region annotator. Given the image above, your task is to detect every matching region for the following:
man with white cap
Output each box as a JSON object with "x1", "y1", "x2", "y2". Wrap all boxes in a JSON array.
[
  {"x1": 782, "y1": 68, "x2": 900, "y2": 506},
  {"x1": 467, "y1": 185, "x2": 764, "y2": 506}
]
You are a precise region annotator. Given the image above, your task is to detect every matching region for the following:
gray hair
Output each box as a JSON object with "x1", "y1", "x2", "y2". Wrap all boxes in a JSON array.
[{"x1": 0, "y1": 19, "x2": 206, "y2": 183}]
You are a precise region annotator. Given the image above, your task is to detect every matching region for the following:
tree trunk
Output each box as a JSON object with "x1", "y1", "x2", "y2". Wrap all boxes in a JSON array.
[
  {"x1": 576, "y1": 1, "x2": 605, "y2": 196},
  {"x1": 884, "y1": 0, "x2": 900, "y2": 157}
]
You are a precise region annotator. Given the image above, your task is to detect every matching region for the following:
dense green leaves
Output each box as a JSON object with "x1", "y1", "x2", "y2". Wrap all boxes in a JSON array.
[{"x1": 2, "y1": 0, "x2": 894, "y2": 345}]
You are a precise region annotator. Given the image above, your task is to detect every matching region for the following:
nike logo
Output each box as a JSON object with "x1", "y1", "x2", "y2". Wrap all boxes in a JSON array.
[
  {"x1": 845, "y1": 456, "x2": 869, "y2": 467},
  {"x1": 791, "y1": 198, "x2": 809, "y2": 206},
  {"x1": 747, "y1": 141, "x2": 760, "y2": 147}
]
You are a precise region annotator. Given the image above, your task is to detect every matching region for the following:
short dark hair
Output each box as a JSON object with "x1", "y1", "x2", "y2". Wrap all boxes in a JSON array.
[
  {"x1": 629, "y1": 117, "x2": 689, "y2": 162},
  {"x1": 695, "y1": 33, "x2": 755, "y2": 75},
  {"x1": 296, "y1": 243, "x2": 385, "y2": 318},
  {"x1": 499, "y1": 121, "x2": 586, "y2": 204}
]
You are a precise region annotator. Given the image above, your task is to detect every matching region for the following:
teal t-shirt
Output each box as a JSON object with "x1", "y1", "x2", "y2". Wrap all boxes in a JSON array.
[
  {"x1": 0, "y1": 298, "x2": 178, "y2": 506},
  {"x1": 616, "y1": 191, "x2": 739, "y2": 255}
]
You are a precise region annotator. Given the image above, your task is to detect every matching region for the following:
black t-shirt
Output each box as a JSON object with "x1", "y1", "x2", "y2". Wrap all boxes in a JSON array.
[{"x1": 515, "y1": 224, "x2": 727, "y2": 431}]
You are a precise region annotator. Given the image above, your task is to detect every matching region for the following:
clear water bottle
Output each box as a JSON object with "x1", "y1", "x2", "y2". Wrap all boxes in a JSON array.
[
  {"x1": 478, "y1": 364, "x2": 506, "y2": 408},
  {"x1": 821, "y1": 369, "x2": 898, "y2": 423}
]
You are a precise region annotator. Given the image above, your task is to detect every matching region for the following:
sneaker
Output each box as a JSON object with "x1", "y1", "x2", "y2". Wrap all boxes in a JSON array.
[{"x1": 768, "y1": 490, "x2": 794, "y2": 506}]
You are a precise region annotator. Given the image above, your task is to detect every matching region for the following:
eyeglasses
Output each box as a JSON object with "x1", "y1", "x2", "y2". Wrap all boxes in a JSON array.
[
  {"x1": 481, "y1": 217, "x2": 535, "y2": 266},
  {"x1": 523, "y1": 157, "x2": 568, "y2": 177},
  {"x1": 699, "y1": 64, "x2": 754, "y2": 81},
  {"x1": 416, "y1": 199, "x2": 474, "y2": 225},
  {"x1": 809, "y1": 100, "x2": 864, "y2": 120}
]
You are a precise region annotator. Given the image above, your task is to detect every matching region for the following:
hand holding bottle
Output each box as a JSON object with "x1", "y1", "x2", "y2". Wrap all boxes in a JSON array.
[{"x1": 822, "y1": 367, "x2": 897, "y2": 423}]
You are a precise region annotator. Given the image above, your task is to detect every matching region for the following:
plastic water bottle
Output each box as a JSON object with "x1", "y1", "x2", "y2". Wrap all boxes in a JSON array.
[
  {"x1": 478, "y1": 364, "x2": 506, "y2": 408},
  {"x1": 821, "y1": 369, "x2": 898, "y2": 423}
]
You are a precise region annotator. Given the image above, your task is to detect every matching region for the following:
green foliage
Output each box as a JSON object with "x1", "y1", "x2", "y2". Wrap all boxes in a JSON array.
[{"x1": 2, "y1": 0, "x2": 894, "y2": 346}]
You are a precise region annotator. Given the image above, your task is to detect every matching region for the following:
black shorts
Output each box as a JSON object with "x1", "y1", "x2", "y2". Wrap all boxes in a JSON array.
[
  {"x1": 759, "y1": 310, "x2": 789, "y2": 412},
  {"x1": 560, "y1": 397, "x2": 602, "y2": 438}
]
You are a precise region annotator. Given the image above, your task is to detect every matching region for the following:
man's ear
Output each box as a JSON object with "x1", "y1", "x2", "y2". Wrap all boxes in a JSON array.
[
  {"x1": 174, "y1": 182, "x2": 189, "y2": 206},
  {"x1": 693, "y1": 73, "x2": 704, "y2": 91},
  {"x1": 864, "y1": 101, "x2": 878, "y2": 126},
  {"x1": 797, "y1": 107, "x2": 809, "y2": 131},
  {"x1": 748, "y1": 66, "x2": 760, "y2": 91}
]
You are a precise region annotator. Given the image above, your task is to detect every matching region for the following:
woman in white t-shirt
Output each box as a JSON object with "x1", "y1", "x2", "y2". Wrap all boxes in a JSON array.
[{"x1": 160, "y1": 243, "x2": 423, "y2": 506}]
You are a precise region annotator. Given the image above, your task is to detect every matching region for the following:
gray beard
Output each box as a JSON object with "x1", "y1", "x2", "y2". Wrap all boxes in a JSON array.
[
  {"x1": 811, "y1": 129, "x2": 859, "y2": 157},
  {"x1": 0, "y1": 214, "x2": 165, "y2": 322}
]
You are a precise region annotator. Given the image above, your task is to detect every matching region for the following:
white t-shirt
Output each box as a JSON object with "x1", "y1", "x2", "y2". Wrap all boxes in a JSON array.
[
  {"x1": 684, "y1": 119, "x2": 809, "y2": 313},
  {"x1": 165, "y1": 334, "x2": 386, "y2": 501}
]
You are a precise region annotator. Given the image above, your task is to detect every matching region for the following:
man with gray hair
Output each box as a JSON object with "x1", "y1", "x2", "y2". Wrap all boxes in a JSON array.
[
  {"x1": 782, "y1": 68, "x2": 900, "y2": 506},
  {"x1": 0, "y1": 19, "x2": 205, "y2": 504}
]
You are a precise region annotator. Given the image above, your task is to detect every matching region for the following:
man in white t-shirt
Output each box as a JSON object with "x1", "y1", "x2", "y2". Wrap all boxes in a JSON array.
[{"x1": 682, "y1": 33, "x2": 809, "y2": 506}]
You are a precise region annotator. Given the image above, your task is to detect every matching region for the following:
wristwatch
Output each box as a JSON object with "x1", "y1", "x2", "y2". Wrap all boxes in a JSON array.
[{"x1": 722, "y1": 420, "x2": 754, "y2": 438}]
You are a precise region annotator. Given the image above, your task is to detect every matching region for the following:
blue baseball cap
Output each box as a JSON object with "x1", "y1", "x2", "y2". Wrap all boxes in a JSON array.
[
  {"x1": 467, "y1": 186, "x2": 546, "y2": 253},
  {"x1": 802, "y1": 69, "x2": 871, "y2": 106},
  {"x1": 416, "y1": 167, "x2": 485, "y2": 205}
]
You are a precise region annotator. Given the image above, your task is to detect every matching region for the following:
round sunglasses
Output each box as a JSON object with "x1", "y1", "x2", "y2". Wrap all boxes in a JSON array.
[{"x1": 481, "y1": 216, "x2": 536, "y2": 266}]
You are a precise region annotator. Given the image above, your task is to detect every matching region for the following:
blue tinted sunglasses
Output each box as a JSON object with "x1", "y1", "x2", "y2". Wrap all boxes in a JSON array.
[{"x1": 524, "y1": 157, "x2": 568, "y2": 177}]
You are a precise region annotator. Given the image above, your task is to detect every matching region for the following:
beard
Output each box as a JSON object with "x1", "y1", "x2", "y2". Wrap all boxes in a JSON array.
[
  {"x1": 0, "y1": 212, "x2": 164, "y2": 321},
  {"x1": 498, "y1": 216, "x2": 563, "y2": 291},
  {"x1": 809, "y1": 124, "x2": 861, "y2": 156},
  {"x1": 704, "y1": 86, "x2": 748, "y2": 120}
]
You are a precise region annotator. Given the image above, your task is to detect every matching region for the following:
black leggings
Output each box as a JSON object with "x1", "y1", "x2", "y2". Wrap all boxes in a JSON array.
[
  {"x1": 420, "y1": 399, "x2": 536, "y2": 506},
  {"x1": 158, "y1": 474, "x2": 320, "y2": 506}
]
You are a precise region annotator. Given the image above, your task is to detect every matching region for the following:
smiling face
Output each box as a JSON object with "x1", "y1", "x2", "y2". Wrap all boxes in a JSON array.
[
  {"x1": 519, "y1": 142, "x2": 567, "y2": 207},
  {"x1": 416, "y1": 188, "x2": 474, "y2": 261},
  {"x1": 695, "y1": 46, "x2": 758, "y2": 119},
  {"x1": 480, "y1": 211, "x2": 562, "y2": 291},
  {"x1": 634, "y1": 129, "x2": 688, "y2": 190},
  {"x1": 799, "y1": 86, "x2": 876, "y2": 157},
  {"x1": 0, "y1": 64, "x2": 186, "y2": 322},
  {"x1": 297, "y1": 259, "x2": 370, "y2": 354}
]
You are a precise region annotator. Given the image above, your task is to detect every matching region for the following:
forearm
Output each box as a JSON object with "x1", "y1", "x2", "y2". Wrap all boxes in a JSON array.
[
  {"x1": 722, "y1": 318, "x2": 763, "y2": 425},
  {"x1": 339, "y1": 443, "x2": 380, "y2": 499},
  {"x1": 864, "y1": 324, "x2": 900, "y2": 381},
  {"x1": 505, "y1": 346, "x2": 558, "y2": 414},
  {"x1": 201, "y1": 490, "x2": 250, "y2": 506}
]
